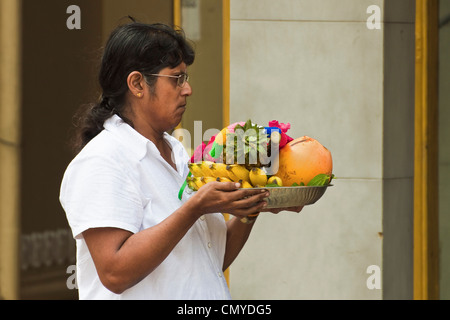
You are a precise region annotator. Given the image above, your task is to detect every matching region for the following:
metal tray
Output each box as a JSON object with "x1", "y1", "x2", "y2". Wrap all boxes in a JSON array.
[{"x1": 252, "y1": 185, "x2": 332, "y2": 209}]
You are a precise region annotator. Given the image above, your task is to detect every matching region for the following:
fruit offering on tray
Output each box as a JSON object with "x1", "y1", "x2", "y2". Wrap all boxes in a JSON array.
[{"x1": 183, "y1": 119, "x2": 333, "y2": 191}]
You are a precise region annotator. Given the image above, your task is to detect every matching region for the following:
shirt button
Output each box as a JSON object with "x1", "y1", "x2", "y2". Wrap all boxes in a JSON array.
[
  {"x1": 207, "y1": 242, "x2": 212, "y2": 248},
  {"x1": 218, "y1": 272, "x2": 222, "y2": 278},
  {"x1": 200, "y1": 215, "x2": 205, "y2": 221}
]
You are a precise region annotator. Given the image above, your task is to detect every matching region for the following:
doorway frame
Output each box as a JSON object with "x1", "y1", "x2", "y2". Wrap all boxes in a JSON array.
[{"x1": 414, "y1": 0, "x2": 439, "y2": 300}]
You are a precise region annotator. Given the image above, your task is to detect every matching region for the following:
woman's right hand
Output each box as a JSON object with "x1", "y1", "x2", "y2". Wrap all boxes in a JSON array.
[{"x1": 189, "y1": 181, "x2": 269, "y2": 218}]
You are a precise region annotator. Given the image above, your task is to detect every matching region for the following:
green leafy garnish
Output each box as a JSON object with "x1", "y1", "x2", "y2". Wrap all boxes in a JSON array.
[
  {"x1": 264, "y1": 183, "x2": 281, "y2": 187},
  {"x1": 307, "y1": 173, "x2": 334, "y2": 186}
]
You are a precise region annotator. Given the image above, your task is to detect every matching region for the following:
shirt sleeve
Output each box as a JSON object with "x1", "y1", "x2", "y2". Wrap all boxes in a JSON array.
[{"x1": 60, "y1": 154, "x2": 147, "y2": 239}]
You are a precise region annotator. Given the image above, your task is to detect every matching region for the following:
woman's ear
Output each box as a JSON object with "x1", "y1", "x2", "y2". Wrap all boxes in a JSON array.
[{"x1": 127, "y1": 71, "x2": 146, "y2": 98}]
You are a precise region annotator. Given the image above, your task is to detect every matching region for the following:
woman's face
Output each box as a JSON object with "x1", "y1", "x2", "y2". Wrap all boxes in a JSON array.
[{"x1": 143, "y1": 62, "x2": 192, "y2": 133}]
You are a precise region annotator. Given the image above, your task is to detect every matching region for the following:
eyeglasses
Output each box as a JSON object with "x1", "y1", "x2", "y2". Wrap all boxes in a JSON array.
[{"x1": 146, "y1": 73, "x2": 190, "y2": 88}]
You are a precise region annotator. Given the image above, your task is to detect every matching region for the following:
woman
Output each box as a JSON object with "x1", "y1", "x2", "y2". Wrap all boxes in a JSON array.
[{"x1": 60, "y1": 21, "x2": 300, "y2": 300}]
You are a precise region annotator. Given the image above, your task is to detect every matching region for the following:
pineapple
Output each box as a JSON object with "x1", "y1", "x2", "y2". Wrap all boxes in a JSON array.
[{"x1": 222, "y1": 119, "x2": 270, "y2": 169}]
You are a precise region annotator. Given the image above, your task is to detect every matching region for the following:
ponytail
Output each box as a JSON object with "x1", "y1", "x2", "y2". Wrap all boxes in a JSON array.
[{"x1": 71, "y1": 97, "x2": 112, "y2": 153}]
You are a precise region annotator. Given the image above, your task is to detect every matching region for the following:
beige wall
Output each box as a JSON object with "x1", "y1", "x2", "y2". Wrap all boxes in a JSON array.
[{"x1": 228, "y1": 0, "x2": 415, "y2": 299}]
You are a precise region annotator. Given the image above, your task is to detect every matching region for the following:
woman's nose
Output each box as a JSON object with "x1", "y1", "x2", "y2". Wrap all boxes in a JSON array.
[{"x1": 181, "y1": 81, "x2": 193, "y2": 96}]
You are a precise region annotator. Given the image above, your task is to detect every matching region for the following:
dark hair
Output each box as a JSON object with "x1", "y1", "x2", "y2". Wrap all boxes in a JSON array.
[{"x1": 72, "y1": 21, "x2": 195, "y2": 153}]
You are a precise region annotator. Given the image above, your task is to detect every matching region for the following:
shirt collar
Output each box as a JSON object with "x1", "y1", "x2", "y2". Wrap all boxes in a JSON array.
[
  {"x1": 103, "y1": 115, "x2": 189, "y2": 168},
  {"x1": 164, "y1": 132, "x2": 190, "y2": 176}
]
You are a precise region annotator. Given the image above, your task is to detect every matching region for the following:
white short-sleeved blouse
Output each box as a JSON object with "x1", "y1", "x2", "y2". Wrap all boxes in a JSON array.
[{"x1": 60, "y1": 115, "x2": 231, "y2": 300}]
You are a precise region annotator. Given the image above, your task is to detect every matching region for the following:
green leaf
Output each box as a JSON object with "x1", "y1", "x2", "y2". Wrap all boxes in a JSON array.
[
  {"x1": 234, "y1": 123, "x2": 244, "y2": 132},
  {"x1": 244, "y1": 119, "x2": 253, "y2": 130},
  {"x1": 265, "y1": 183, "x2": 281, "y2": 187},
  {"x1": 307, "y1": 174, "x2": 332, "y2": 186}
]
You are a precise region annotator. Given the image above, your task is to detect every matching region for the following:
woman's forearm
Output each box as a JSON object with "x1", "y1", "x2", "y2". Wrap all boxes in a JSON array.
[
  {"x1": 83, "y1": 198, "x2": 201, "y2": 294},
  {"x1": 223, "y1": 216, "x2": 257, "y2": 271}
]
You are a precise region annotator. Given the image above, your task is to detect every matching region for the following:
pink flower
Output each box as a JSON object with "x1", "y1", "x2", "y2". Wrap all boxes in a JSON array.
[
  {"x1": 226, "y1": 122, "x2": 246, "y2": 133},
  {"x1": 268, "y1": 120, "x2": 293, "y2": 148},
  {"x1": 190, "y1": 135, "x2": 216, "y2": 163},
  {"x1": 190, "y1": 142, "x2": 205, "y2": 163}
]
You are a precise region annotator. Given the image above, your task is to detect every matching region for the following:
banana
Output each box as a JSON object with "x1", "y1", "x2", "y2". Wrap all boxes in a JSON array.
[
  {"x1": 201, "y1": 176, "x2": 216, "y2": 185},
  {"x1": 249, "y1": 167, "x2": 268, "y2": 187},
  {"x1": 267, "y1": 175, "x2": 283, "y2": 186},
  {"x1": 186, "y1": 176, "x2": 215, "y2": 192},
  {"x1": 188, "y1": 163, "x2": 203, "y2": 177},
  {"x1": 209, "y1": 162, "x2": 229, "y2": 178},
  {"x1": 238, "y1": 179, "x2": 253, "y2": 188},
  {"x1": 186, "y1": 177, "x2": 199, "y2": 191},
  {"x1": 216, "y1": 177, "x2": 232, "y2": 183},
  {"x1": 192, "y1": 177, "x2": 206, "y2": 190},
  {"x1": 199, "y1": 161, "x2": 215, "y2": 177},
  {"x1": 226, "y1": 164, "x2": 250, "y2": 182}
]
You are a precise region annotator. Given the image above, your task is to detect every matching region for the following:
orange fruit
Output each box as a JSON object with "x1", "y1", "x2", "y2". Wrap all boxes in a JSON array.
[{"x1": 275, "y1": 136, "x2": 332, "y2": 186}]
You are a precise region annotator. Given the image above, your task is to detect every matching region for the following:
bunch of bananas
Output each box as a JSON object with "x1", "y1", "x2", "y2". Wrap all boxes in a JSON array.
[{"x1": 187, "y1": 161, "x2": 283, "y2": 191}]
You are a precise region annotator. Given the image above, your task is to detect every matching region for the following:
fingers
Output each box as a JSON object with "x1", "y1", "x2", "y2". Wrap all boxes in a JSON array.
[
  {"x1": 227, "y1": 192, "x2": 268, "y2": 217},
  {"x1": 265, "y1": 208, "x2": 282, "y2": 214},
  {"x1": 208, "y1": 182, "x2": 305, "y2": 214},
  {"x1": 227, "y1": 186, "x2": 270, "y2": 202},
  {"x1": 212, "y1": 181, "x2": 267, "y2": 194},
  {"x1": 229, "y1": 205, "x2": 265, "y2": 218},
  {"x1": 283, "y1": 205, "x2": 303, "y2": 213},
  {"x1": 209, "y1": 185, "x2": 268, "y2": 217},
  {"x1": 194, "y1": 182, "x2": 268, "y2": 215},
  {"x1": 233, "y1": 191, "x2": 268, "y2": 208},
  {"x1": 213, "y1": 181, "x2": 240, "y2": 192},
  {"x1": 211, "y1": 181, "x2": 270, "y2": 203}
]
